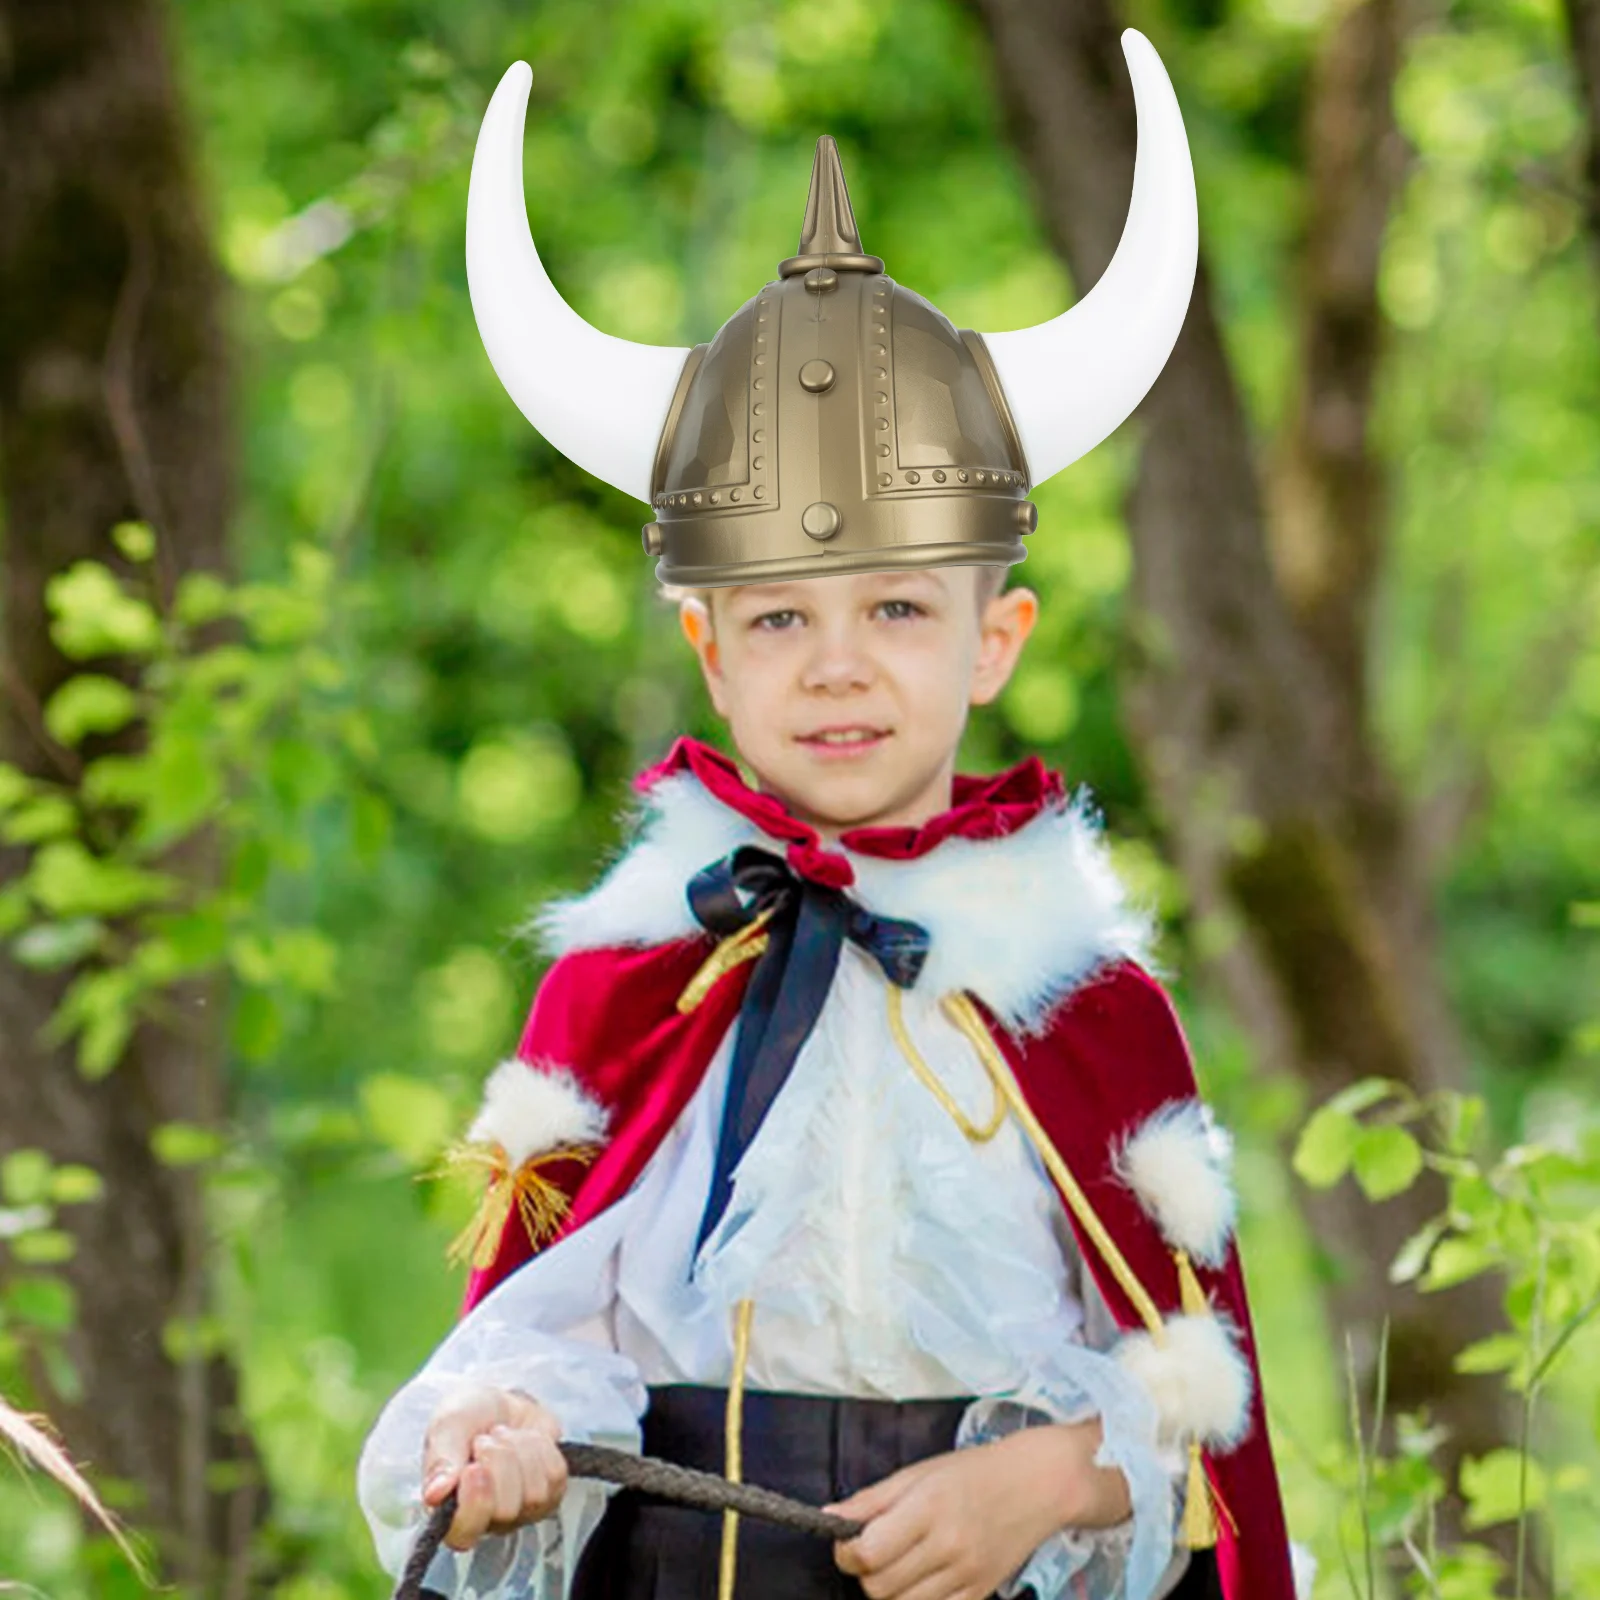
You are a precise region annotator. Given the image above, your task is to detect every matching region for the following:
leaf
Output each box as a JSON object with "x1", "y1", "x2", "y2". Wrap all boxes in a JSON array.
[
  {"x1": 46, "y1": 561, "x2": 161, "y2": 660},
  {"x1": 1, "y1": 1150, "x2": 54, "y2": 1206},
  {"x1": 1460, "y1": 1448, "x2": 1547, "y2": 1529},
  {"x1": 48, "y1": 1165, "x2": 104, "y2": 1206},
  {"x1": 43, "y1": 676, "x2": 139, "y2": 747},
  {"x1": 149, "y1": 1123, "x2": 226, "y2": 1167},
  {"x1": 175, "y1": 571, "x2": 234, "y2": 626},
  {"x1": 360, "y1": 1073, "x2": 456, "y2": 1166},
  {"x1": 1352, "y1": 1124, "x2": 1424, "y2": 1200},
  {"x1": 1328, "y1": 1077, "x2": 1398, "y2": 1116},
  {"x1": 1390, "y1": 1215, "x2": 1448, "y2": 1284},
  {"x1": 80, "y1": 754, "x2": 149, "y2": 809},
  {"x1": 28, "y1": 840, "x2": 176, "y2": 918},
  {"x1": 11, "y1": 1229, "x2": 77, "y2": 1265},
  {"x1": 0, "y1": 763, "x2": 32, "y2": 812},
  {"x1": 2, "y1": 794, "x2": 78, "y2": 845},
  {"x1": 1453, "y1": 1333, "x2": 1524, "y2": 1376},
  {"x1": 1422, "y1": 1235, "x2": 1500, "y2": 1291},
  {"x1": 12, "y1": 919, "x2": 104, "y2": 971},
  {"x1": 3, "y1": 1276, "x2": 77, "y2": 1332},
  {"x1": 136, "y1": 730, "x2": 222, "y2": 844},
  {"x1": 272, "y1": 927, "x2": 339, "y2": 995},
  {"x1": 234, "y1": 988, "x2": 282, "y2": 1061},
  {"x1": 1292, "y1": 1105, "x2": 1359, "y2": 1188},
  {"x1": 110, "y1": 521, "x2": 156, "y2": 563}
]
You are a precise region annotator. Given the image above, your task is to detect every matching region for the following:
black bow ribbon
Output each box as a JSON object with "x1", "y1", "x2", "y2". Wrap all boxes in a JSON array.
[{"x1": 688, "y1": 846, "x2": 929, "y2": 1254}]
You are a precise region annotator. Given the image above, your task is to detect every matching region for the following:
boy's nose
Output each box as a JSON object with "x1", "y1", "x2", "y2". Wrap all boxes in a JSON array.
[{"x1": 800, "y1": 628, "x2": 874, "y2": 693}]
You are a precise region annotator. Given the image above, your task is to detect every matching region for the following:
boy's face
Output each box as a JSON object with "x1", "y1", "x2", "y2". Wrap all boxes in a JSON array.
[{"x1": 680, "y1": 567, "x2": 1038, "y2": 836}]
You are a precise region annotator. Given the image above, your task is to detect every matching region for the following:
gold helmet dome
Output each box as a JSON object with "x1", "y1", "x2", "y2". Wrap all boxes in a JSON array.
[{"x1": 467, "y1": 32, "x2": 1197, "y2": 588}]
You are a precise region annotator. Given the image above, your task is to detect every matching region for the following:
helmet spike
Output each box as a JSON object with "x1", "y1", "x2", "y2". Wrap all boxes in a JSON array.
[
  {"x1": 797, "y1": 136, "x2": 864, "y2": 256},
  {"x1": 778, "y1": 136, "x2": 884, "y2": 276}
]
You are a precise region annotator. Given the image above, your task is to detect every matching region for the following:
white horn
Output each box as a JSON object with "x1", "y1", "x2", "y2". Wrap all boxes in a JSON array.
[
  {"x1": 466, "y1": 63, "x2": 691, "y2": 504},
  {"x1": 981, "y1": 30, "x2": 1198, "y2": 486}
]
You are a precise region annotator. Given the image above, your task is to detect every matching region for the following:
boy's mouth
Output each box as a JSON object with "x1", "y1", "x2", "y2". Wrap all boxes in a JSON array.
[{"x1": 795, "y1": 725, "x2": 891, "y2": 756}]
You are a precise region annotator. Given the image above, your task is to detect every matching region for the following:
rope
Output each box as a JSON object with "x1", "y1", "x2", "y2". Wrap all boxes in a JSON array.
[{"x1": 393, "y1": 1442, "x2": 866, "y2": 1600}]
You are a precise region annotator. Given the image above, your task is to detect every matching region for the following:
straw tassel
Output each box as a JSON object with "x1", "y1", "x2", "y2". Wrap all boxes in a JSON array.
[
  {"x1": 1172, "y1": 1248, "x2": 1237, "y2": 1550},
  {"x1": 439, "y1": 1139, "x2": 598, "y2": 1269}
]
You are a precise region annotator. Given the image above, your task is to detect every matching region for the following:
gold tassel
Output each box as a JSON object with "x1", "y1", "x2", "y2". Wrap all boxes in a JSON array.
[
  {"x1": 718, "y1": 1297, "x2": 756, "y2": 1600},
  {"x1": 437, "y1": 1140, "x2": 598, "y2": 1269},
  {"x1": 1171, "y1": 1248, "x2": 1239, "y2": 1548},
  {"x1": 1181, "y1": 1440, "x2": 1218, "y2": 1550},
  {"x1": 1174, "y1": 1248, "x2": 1209, "y2": 1317},
  {"x1": 678, "y1": 909, "x2": 776, "y2": 1014}
]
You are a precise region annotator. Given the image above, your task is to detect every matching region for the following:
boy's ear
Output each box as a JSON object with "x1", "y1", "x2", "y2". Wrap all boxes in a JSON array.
[
  {"x1": 969, "y1": 585, "x2": 1039, "y2": 707},
  {"x1": 679, "y1": 596, "x2": 729, "y2": 716}
]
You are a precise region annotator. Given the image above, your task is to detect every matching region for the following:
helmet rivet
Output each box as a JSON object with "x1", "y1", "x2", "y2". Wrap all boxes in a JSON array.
[
  {"x1": 878, "y1": 473, "x2": 892, "y2": 488},
  {"x1": 710, "y1": 491, "x2": 721, "y2": 504},
  {"x1": 753, "y1": 456, "x2": 765, "y2": 470},
  {"x1": 1016, "y1": 501, "x2": 1038, "y2": 535},
  {"x1": 876, "y1": 417, "x2": 889, "y2": 431},
  {"x1": 933, "y1": 469, "x2": 946, "y2": 483},
  {"x1": 641, "y1": 523, "x2": 664, "y2": 556},
  {"x1": 877, "y1": 443, "x2": 890, "y2": 457},
  {"x1": 692, "y1": 492, "x2": 703, "y2": 506},
  {"x1": 804, "y1": 267, "x2": 839, "y2": 294},
  {"x1": 799, "y1": 359, "x2": 836, "y2": 394},
  {"x1": 802, "y1": 501, "x2": 841, "y2": 540},
  {"x1": 975, "y1": 470, "x2": 987, "y2": 485},
  {"x1": 906, "y1": 471, "x2": 920, "y2": 484},
  {"x1": 957, "y1": 470, "x2": 969, "y2": 483},
  {"x1": 874, "y1": 391, "x2": 888, "y2": 405},
  {"x1": 753, "y1": 429, "x2": 765, "y2": 443},
  {"x1": 731, "y1": 488, "x2": 743, "y2": 502},
  {"x1": 753, "y1": 485, "x2": 766, "y2": 500}
]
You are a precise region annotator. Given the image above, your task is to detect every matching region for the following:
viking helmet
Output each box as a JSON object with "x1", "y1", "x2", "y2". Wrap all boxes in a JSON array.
[{"x1": 467, "y1": 31, "x2": 1196, "y2": 588}]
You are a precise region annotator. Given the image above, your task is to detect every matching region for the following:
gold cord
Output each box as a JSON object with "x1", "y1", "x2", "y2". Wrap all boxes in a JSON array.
[
  {"x1": 678, "y1": 909, "x2": 776, "y2": 1015},
  {"x1": 437, "y1": 1140, "x2": 598, "y2": 1268},
  {"x1": 886, "y1": 985, "x2": 1007, "y2": 1143},
  {"x1": 941, "y1": 993, "x2": 1168, "y2": 1342},
  {"x1": 718, "y1": 1296, "x2": 756, "y2": 1600}
]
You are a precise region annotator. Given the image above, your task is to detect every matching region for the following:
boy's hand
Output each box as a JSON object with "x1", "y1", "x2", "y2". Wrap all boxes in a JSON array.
[
  {"x1": 421, "y1": 1386, "x2": 569, "y2": 1551},
  {"x1": 824, "y1": 1418, "x2": 1131, "y2": 1600}
]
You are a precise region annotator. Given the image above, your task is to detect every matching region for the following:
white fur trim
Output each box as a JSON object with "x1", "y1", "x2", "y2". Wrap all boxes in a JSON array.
[
  {"x1": 534, "y1": 776, "x2": 755, "y2": 955},
  {"x1": 533, "y1": 771, "x2": 1154, "y2": 1034},
  {"x1": 847, "y1": 789, "x2": 1154, "y2": 1034},
  {"x1": 1112, "y1": 1311, "x2": 1253, "y2": 1452},
  {"x1": 1290, "y1": 1540, "x2": 1318, "y2": 1600},
  {"x1": 1110, "y1": 1097, "x2": 1237, "y2": 1268},
  {"x1": 467, "y1": 1058, "x2": 609, "y2": 1170}
]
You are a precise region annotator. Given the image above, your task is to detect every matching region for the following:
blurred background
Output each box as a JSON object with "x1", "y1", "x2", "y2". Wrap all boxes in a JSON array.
[{"x1": 1, "y1": 0, "x2": 1597, "y2": 1595}]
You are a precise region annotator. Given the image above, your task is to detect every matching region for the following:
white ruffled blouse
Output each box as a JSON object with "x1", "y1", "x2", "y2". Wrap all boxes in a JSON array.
[{"x1": 358, "y1": 945, "x2": 1195, "y2": 1600}]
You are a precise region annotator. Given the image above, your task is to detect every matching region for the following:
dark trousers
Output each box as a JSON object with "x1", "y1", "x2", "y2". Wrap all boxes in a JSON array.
[{"x1": 569, "y1": 1385, "x2": 1223, "y2": 1600}]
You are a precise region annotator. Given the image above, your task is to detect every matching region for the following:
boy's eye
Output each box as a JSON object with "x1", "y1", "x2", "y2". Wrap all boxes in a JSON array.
[
  {"x1": 875, "y1": 599, "x2": 927, "y2": 621},
  {"x1": 752, "y1": 608, "x2": 802, "y2": 631}
]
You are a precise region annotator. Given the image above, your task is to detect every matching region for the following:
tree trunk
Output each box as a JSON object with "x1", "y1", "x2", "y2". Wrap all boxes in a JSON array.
[
  {"x1": 1562, "y1": 0, "x2": 1600, "y2": 260},
  {"x1": 0, "y1": 2, "x2": 261, "y2": 1590},
  {"x1": 965, "y1": 0, "x2": 1546, "y2": 1588}
]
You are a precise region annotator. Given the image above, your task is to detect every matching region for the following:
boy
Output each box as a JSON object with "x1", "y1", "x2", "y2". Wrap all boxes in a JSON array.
[{"x1": 359, "y1": 32, "x2": 1311, "y2": 1600}]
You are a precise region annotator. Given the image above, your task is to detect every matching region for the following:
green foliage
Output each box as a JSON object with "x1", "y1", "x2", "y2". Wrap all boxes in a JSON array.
[
  {"x1": 1292, "y1": 1058, "x2": 1600, "y2": 1596},
  {"x1": 3, "y1": 0, "x2": 1599, "y2": 1590}
]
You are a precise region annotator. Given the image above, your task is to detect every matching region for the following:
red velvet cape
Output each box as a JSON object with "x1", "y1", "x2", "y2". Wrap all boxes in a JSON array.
[{"x1": 462, "y1": 740, "x2": 1298, "y2": 1600}]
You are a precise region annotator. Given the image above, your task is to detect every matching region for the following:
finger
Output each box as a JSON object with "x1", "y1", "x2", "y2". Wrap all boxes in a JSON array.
[
  {"x1": 424, "y1": 1395, "x2": 502, "y2": 1491},
  {"x1": 824, "y1": 1461, "x2": 925, "y2": 1523},
  {"x1": 446, "y1": 1461, "x2": 496, "y2": 1551},
  {"x1": 530, "y1": 1432, "x2": 569, "y2": 1507},
  {"x1": 848, "y1": 1493, "x2": 945, "y2": 1579},
  {"x1": 473, "y1": 1433, "x2": 524, "y2": 1528},
  {"x1": 892, "y1": 1568, "x2": 976, "y2": 1600},
  {"x1": 502, "y1": 1427, "x2": 555, "y2": 1519},
  {"x1": 856, "y1": 1525, "x2": 957, "y2": 1599}
]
